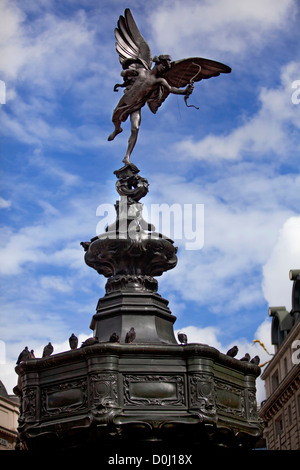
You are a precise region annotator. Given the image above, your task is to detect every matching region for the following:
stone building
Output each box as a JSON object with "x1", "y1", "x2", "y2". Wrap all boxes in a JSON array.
[
  {"x1": 259, "y1": 270, "x2": 300, "y2": 450},
  {"x1": 0, "y1": 380, "x2": 19, "y2": 450}
]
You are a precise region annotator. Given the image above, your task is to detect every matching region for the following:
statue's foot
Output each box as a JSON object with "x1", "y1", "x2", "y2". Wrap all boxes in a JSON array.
[
  {"x1": 108, "y1": 127, "x2": 123, "y2": 141},
  {"x1": 122, "y1": 156, "x2": 131, "y2": 165}
]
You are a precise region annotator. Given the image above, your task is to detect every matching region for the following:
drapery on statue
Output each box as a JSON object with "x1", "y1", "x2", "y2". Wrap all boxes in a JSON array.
[{"x1": 108, "y1": 9, "x2": 231, "y2": 164}]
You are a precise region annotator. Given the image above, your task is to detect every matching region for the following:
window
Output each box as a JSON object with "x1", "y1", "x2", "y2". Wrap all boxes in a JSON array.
[
  {"x1": 275, "y1": 415, "x2": 283, "y2": 436},
  {"x1": 283, "y1": 357, "x2": 288, "y2": 376},
  {"x1": 287, "y1": 404, "x2": 292, "y2": 426},
  {"x1": 271, "y1": 370, "x2": 279, "y2": 392}
]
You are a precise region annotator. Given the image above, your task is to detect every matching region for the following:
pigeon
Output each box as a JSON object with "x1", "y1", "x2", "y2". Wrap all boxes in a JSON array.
[
  {"x1": 240, "y1": 353, "x2": 250, "y2": 362},
  {"x1": 250, "y1": 355, "x2": 260, "y2": 365},
  {"x1": 177, "y1": 331, "x2": 188, "y2": 345},
  {"x1": 16, "y1": 346, "x2": 31, "y2": 364},
  {"x1": 226, "y1": 345, "x2": 238, "y2": 357},
  {"x1": 109, "y1": 332, "x2": 120, "y2": 343},
  {"x1": 69, "y1": 333, "x2": 78, "y2": 350},
  {"x1": 125, "y1": 327, "x2": 136, "y2": 344},
  {"x1": 81, "y1": 337, "x2": 99, "y2": 348},
  {"x1": 43, "y1": 342, "x2": 54, "y2": 357}
]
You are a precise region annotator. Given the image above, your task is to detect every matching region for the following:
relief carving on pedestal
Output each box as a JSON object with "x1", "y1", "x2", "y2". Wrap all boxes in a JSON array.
[
  {"x1": 41, "y1": 379, "x2": 87, "y2": 417},
  {"x1": 123, "y1": 374, "x2": 185, "y2": 407},
  {"x1": 22, "y1": 387, "x2": 37, "y2": 421},
  {"x1": 189, "y1": 373, "x2": 216, "y2": 416},
  {"x1": 215, "y1": 380, "x2": 245, "y2": 418},
  {"x1": 89, "y1": 373, "x2": 118, "y2": 414}
]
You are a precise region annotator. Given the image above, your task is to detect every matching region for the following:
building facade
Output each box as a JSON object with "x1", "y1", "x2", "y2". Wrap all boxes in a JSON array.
[
  {"x1": 0, "y1": 380, "x2": 19, "y2": 450},
  {"x1": 259, "y1": 270, "x2": 300, "y2": 450}
]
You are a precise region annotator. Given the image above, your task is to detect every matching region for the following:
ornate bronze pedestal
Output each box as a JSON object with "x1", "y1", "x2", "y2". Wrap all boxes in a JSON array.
[{"x1": 15, "y1": 163, "x2": 263, "y2": 451}]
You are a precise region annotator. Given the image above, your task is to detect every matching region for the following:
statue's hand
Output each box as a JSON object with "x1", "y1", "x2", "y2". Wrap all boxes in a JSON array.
[
  {"x1": 185, "y1": 84, "x2": 194, "y2": 96},
  {"x1": 184, "y1": 83, "x2": 199, "y2": 110}
]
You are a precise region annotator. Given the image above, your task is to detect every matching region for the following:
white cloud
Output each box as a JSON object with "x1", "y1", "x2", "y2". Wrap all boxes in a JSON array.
[
  {"x1": 262, "y1": 215, "x2": 300, "y2": 310},
  {"x1": 40, "y1": 275, "x2": 74, "y2": 293},
  {"x1": 0, "y1": 1, "x2": 115, "y2": 149},
  {"x1": 147, "y1": 170, "x2": 297, "y2": 312},
  {"x1": 175, "y1": 60, "x2": 300, "y2": 161},
  {"x1": 29, "y1": 152, "x2": 80, "y2": 186},
  {"x1": 0, "y1": 0, "x2": 26, "y2": 79},
  {"x1": 175, "y1": 325, "x2": 222, "y2": 350},
  {"x1": 0, "y1": 224, "x2": 85, "y2": 275},
  {"x1": 0, "y1": 362, "x2": 20, "y2": 395},
  {"x1": 0, "y1": 191, "x2": 97, "y2": 275},
  {"x1": 149, "y1": 0, "x2": 296, "y2": 57},
  {"x1": 0, "y1": 1, "x2": 95, "y2": 84},
  {"x1": 0, "y1": 197, "x2": 11, "y2": 209},
  {"x1": 0, "y1": 94, "x2": 109, "y2": 150}
]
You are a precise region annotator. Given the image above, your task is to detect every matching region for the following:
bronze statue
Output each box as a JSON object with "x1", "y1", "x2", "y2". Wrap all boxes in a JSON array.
[{"x1": 108, "y1": 9, "x2": 231, "y2": 164}]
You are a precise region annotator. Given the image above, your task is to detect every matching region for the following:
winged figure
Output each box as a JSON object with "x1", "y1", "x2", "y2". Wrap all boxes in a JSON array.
[{"x1": 108, "y1": 9, "x2": 231, "y2": 164}]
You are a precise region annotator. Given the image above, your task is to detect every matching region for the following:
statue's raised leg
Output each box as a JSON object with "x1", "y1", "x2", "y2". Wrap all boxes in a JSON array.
[{"x1": 108, "y1": 126, "x2": 123, "y2": 141}]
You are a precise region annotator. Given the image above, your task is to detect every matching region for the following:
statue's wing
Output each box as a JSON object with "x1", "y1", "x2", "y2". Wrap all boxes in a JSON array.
[
  {"x1": 147, "y1": 57, "x2": 231, "y2": 114},
  {"x1": 162, "y1": 57, "x2": 231, "y2": 87},
  {"x1": 115, "y1": 9, "x2": 152, "y2": 70}
]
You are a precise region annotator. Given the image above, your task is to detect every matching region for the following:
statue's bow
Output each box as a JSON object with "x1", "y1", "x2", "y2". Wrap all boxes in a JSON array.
[{"x1": 184, "y1": 63, "x2": 202, "y2": 110}]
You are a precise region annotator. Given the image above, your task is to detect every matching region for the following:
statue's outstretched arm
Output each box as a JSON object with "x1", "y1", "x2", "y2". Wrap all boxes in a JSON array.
[
  {"x1": 169, "y1": 84, "x2": 194, "y2": 96},
  {"x1": 156, "y1": 77, "x2": 193, "y2": 96}
]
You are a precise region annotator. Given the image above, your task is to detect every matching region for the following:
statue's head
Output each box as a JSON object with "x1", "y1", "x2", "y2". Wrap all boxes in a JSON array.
[{"x1": 152, "y1": 55, "x2": 172, "y2": 74}]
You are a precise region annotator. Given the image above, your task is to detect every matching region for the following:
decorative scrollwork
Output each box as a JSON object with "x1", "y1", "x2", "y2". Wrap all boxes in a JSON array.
[
  {"x1": 114, "y1": 163, "x2": 149, "y2": 202},
  {"x1": 83, "y1": 236, "x2": 177, "y2": 281},
  {"x1": 22, "y1": 387, "x2": 37, "y2": 421},
  {"x1": 105, "y1": 274, "x2": 158, "y2": 293},
  {"x1": 89, "y1": 373, "x2": 118, "y2": 414},
  {"x1": 189, "y1": 374, "x2": 216, "y2": 415}
]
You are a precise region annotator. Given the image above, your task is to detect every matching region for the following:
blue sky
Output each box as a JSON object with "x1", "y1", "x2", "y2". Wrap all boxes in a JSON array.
[{"x1": 1, "y1": 0, "x2": 300, "y2": 402}]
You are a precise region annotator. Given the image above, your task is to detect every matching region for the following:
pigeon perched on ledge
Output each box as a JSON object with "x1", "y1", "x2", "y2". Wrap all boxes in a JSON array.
[
  {"x1": 69, "y1": 333, "x2": 78, "y2": 350},
  {"x1": 250, "y1": 355, "x2": 260, "y2": 365},
  {"x1": 239, "y1": 353, "x2": 250, "y2": 362},
  {"x1": 177, "y1": 332, "x2": 188, "y2": 345},
  {"x1": 109, "y1": 332, "x2": 120, "y2": 343},
  {"x1": 16, "y1": 346, "x2": 31, "y2": 364},
  {"x1": 226, "y1": 345, "x2": 238, "y2": 357},
  {"x1": 81, "y1": 337, "x2": 99, "y2": 348},
  {"x1": 43, "y1": 342, "x2": 54, "y2": 357},
  {"x1": 125, "y1": 327, "x2": 136, "y2": 344}
]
